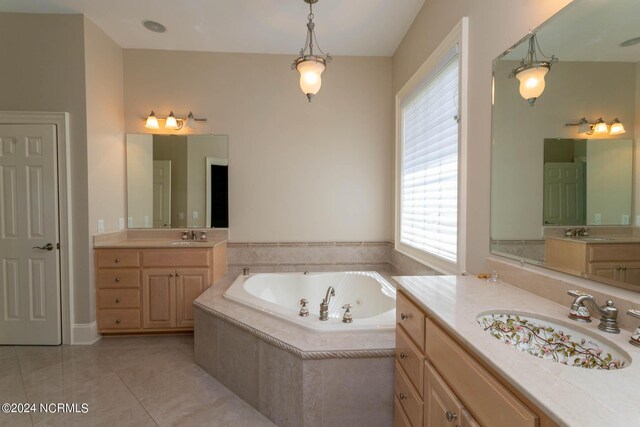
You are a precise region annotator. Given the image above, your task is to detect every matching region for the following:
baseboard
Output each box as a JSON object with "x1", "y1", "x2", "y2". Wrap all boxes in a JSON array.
[{"x1": 71, "y1": 321, "x2": 101, "y2": 345}]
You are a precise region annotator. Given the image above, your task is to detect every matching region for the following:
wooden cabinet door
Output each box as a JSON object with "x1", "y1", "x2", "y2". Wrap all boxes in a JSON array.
[
  {"x1": 176, "y1": 268, "x2": 210, "y2": 328},
  {"x1": 460, "y1": 409, "x2": 481, "y2": 427},
  {"x1": 425, "y1": 362, "x2": 464, "y2": 427},
  {"x1": 589, "y1": 262, "x2": 619, "y2": 281},
  {"x1": 142, "y1": 269, "x2": 176, "y2": 329},
  {"x1": 620, "y1": 263, "x2": 640, "y2": 286}
]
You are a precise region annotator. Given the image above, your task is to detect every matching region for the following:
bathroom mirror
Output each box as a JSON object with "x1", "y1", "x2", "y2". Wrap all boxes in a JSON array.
[
  {"x1": 126, "y1": 134, "x2": 228, "y2": 229},
  {"x1": 491, "y1": 0, "x2": 640, "y2": 290}
]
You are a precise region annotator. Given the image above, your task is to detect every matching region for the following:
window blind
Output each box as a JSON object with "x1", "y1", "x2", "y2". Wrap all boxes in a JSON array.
[{"x1": 400, "y1": 52, "x2": 459, "y2": 263}]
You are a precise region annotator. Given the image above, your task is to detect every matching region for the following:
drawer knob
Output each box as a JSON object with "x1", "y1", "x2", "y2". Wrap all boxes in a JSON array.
[
  {"x1": 446, "y1": 411, "x2": 458, "y2": 422},
  {"x1": 400, "y1": 313, "x2": 409, "y2": 320},
  {"x1": 115, "y1": 277, "x2": 121, "y2": 282},
  {"x1": 115, "y1": 298, "x2": 120, "y2": 304},
  {"x1": 176, "y1": 272, "x2": 181, "y2": 277},
  {"x1": 399, "y1": 352, "x2": 408, "y2": 359},
  {"x1": 399, "y1": 393, "x2": 408, "y2": 401},
  {"x1": 115, "y1": 319, "x2": 121, "y2": 324},
  {"x1": 170, "y1": 273, "x2": 174, "y2": 277},
  {"x1": 115, "y1": 258, "x2": 120, "y2": 263}
]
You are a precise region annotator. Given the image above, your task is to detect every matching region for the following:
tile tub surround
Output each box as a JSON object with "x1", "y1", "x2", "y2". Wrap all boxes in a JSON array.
[
  {"x1": 486, "y1": 256, "x2": 640, "y2": 333},
  {"x1": 394, "y1": 275, "x2": 640, "y2": 426},
  {"x1": 227, "y1": 241, "x2": 440, "y2": 276},
  {"x1": 194, "y1": 274, "x2": 395, "y2": 427}
]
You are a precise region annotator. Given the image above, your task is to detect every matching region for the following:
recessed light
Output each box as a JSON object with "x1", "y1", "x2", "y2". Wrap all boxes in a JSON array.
[
  {"x1": 142, "y1": 20, "x2": 166, "y2": 33},
  {"x1": 620, "y1": 36, "x2": 640, "y2": 47}
]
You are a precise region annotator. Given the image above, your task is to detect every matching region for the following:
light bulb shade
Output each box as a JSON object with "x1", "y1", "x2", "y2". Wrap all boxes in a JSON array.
[
  {"x1": 609, "y1": 119, "x2": 626, "y2": 135},
  {"x1": 165, "y1": 111, "x2": 178, "y2": 129},
  {"x1": 145, "y1": 111, "x2": 159, "y2": 129},
  {"x1": 593, "y1": 118, "x2": 609, "y2": 135},
  {"x1": 515, "y1": 65, "x2": 549, "y2": 102},
  {"x1": 186, "y1": 112, "x2": 196, "y2": 129},
  {"x1": 296, "y1": 59, "x2": 325, "y2": 97}
]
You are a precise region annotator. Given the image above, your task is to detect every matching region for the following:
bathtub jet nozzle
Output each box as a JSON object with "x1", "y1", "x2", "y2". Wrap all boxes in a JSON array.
[{"x1": 319, "y1": 286, "x2": 335, "y2": 321}]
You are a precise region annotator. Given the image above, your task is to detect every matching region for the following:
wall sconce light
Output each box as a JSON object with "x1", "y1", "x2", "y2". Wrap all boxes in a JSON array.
[
  {"x1": 565, "y1": 117, "x2": 626, "y2": 136},
  {"x1": 509, "y1": 34, "x2": 558, "y2": 106},
  {"x1": 143, "y1": 111, "x2": 207, "y2": 130}
]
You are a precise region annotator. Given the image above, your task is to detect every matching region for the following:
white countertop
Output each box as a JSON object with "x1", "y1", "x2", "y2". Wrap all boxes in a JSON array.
[
  {"x1": 94, "y1": 237, "x2": 227, "y2": 249},
  {"x1": 544, "y1": 235, "x2": 640, "y2": 244},
  {"x1": 393, "y1": 275, "x2": 640, "y2": 427}
]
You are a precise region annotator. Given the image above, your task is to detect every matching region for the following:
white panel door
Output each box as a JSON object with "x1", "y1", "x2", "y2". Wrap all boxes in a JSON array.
[
  {"x1": 152, "y1": 160, "x2": 171, "y2": 228},
  {"x1": 0, "y1": 124, "x2": 61, "y2": 345},
  {"x1": 543, "y1": 162, "x2": 585, "y2": 226}
]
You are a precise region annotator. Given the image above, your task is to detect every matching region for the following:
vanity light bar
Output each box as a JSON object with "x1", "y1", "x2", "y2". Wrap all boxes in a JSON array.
[
  {"x1": 564, "y1": 117, "x2": 625, "y2": 136},
  {"x1": 143, "y1": 111, "x2": 207, "y2": 130}
]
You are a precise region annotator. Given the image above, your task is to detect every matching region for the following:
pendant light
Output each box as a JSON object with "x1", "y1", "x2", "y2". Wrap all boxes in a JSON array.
[
  {"x1": 510, "y1": 34, "x2": 558, "y2": 106},
  {"x1": 292, "y1": 0, "x2": 332, "y2": 102}
]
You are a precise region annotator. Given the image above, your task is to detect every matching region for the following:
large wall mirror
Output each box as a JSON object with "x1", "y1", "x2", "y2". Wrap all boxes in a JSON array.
[
  {"x1": 126, "y1": 134, "x2": 229, "y2": 229},
  {"x1": 491, "y1": 0, "x2": 640, "y2": 290}
]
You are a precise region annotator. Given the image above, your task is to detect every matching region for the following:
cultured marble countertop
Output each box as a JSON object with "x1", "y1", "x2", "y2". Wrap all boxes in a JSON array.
[
  {"x1": 544, "y1": 235, "x2": 640, "y2": 244},
  {"x1": 94, "y1": 237, "x2": 227, "y2": 249},
  {"x1": 393, "y1": 275, "x2": 640, "y2": 427}
]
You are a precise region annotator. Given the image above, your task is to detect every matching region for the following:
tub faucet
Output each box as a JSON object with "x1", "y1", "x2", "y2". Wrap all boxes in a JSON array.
[
  {"x1": 319, "y1": 286, "x2": 335, "y2": 321},
  {"x1": 567, "y1": 290, "x2": 620, "y2": 334}
]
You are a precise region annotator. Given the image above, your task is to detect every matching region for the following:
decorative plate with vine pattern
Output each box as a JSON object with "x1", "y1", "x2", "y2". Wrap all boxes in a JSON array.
[{"x1": 478, "y1": 314, "x2": 626, "y2": 370}]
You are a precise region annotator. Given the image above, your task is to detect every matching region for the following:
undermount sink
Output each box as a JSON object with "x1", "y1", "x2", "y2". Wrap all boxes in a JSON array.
[{"x1": 477, "y1": 312, "x2": 630, "y2": 370}]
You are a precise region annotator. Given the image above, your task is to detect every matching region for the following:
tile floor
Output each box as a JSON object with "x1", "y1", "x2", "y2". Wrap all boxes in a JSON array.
[{"x1": 0, "y1": 335, "x2": 275, "y2": 427}]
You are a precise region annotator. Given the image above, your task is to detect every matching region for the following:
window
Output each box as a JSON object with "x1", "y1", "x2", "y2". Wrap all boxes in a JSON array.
[{"x1": 396, "y1": 19, "x2": 467, "y2": 274}]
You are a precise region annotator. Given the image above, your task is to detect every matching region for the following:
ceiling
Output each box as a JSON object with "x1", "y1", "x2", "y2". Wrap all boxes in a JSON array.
[
  {"x1": 502, "y1": 0, "x2": 640, "y2": 63},
  {"x1": 0, "y1": 0, "x2": 425, "y2": 56}
]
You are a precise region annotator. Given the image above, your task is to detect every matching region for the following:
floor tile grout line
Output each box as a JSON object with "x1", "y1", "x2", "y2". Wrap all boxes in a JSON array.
[
  {"x1": 110, "y1": 364, "x2": 160, "y2": 427},
  {"x1": 14, "y1": 346, "x2": 36, "y2": 427}
]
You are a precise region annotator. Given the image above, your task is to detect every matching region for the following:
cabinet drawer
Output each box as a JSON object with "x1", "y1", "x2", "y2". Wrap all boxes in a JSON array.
[
  {"x1": 96, "y1": 269, "x2": 140, "y2": 289},
  {"x1": 397, "y1": 291, "x2": 426, "y2": 349},
  {"x1": 589, "y1": 243, "x2": 640, "y2": 262},
  {"x1": 395, "y1": 362, "x2": 422, "y2": 427},
  {"x1": 97, "y1": 289, "x2": 140, "y2": 309},
  {"x1": 98, "y1": 309, "x2": 141, "y2": 330},
  {"x1": 396, "y1": 326, "x2": 424, "y2": 398},
  {"x1": 425, "y1": 318, "x2": 537, "y2": 427},
  {"x1": 96, "y1": 250, "x2": 140, "y2": 268},
  {"x1": 394, "y1": 397, "x2": 412, "y2": 427},
  {"x1": 142, "y1": 249, "x2": 211, "y2": 267}
]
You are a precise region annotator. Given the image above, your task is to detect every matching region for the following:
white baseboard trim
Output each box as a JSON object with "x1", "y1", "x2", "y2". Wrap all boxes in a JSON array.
[{"x1": 71, "y1": 322, "x2": 101, "y2": 345}]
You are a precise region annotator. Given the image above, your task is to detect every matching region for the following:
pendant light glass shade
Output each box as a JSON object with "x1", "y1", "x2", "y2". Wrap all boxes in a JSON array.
[
  {"x1": 515, "y1": 66, "x2": 549, "y2": 102},
  {"x1": 609, "y1": 118, "x2": 626, "y2": 135},
  {"x1": 165, "y1": 111, "x2": 178, "y2": 129},
  {"x1": 145, "y1": 111, "x2": 160, "y2": 129},
  {"x1": 296, "y1": 59, "x2": 326, "y2": 98}
]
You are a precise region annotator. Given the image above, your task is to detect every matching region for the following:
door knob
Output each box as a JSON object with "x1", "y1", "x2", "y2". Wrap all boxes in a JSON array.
[{"x1": 32, "y1": 243, "x2": 54, "y2": 251}]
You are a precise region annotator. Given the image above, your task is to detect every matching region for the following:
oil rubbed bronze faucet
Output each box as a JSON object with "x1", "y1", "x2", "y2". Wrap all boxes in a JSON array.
[
  {"x1": 319, "y1": 286, "x2": 335, "y2": 321},
  {"x1": 567, "y1": 290, "x2": 620, "y2": 333}
]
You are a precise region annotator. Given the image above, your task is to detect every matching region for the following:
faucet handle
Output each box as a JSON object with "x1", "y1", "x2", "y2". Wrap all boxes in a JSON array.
[
  {"x1": 300, "y1": 298, "x2": 309, "y2": 307},
  {"x1": 627, "y1": 309, "x2": 640, "y2": 320},
  {"x1": 342, "y1": 304, "x2": 353, "y2": 323},
  {"x1": 182, "y1": 231, "x2": 190, "y2": 240},
  {"x1": 299, "y1": 299, "x2": 309, "y2": 317},
  {"x1": 568, "y1": 289, "x2": 593, "y2": 299},
  {"x1": 627, "y1": 310, "x2": 640, "y2": 347}
]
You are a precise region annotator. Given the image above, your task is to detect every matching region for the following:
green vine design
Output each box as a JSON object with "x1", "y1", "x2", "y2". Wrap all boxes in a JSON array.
[{"x1": 478, "y1": 314, "x2": 624, "y2": 370}]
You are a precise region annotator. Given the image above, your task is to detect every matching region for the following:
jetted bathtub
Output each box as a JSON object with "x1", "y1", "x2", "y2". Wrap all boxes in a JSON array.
[{"x1": 223, "y1": 271, "x2": 396, "y2": 332}]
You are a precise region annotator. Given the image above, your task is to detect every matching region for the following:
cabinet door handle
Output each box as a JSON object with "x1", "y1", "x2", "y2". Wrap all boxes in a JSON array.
[
  {"x1": 115, "y1": 319, "x2": 121, "y2": 324},
  {"x1": 399, "y1": 352, "x2": 408, "y2": 359},
  {"x1": 115, "y1": 277, "x2": 121, "y2": 282},
  {"x1": 400, "y1": 313, "x2": 409, "y2": 320},
  {"x1": 398, "y1": 393, "x2": 408, "y2": 400},
  {"x1": 617, "y1": 266, "x2": 622, "y2": 271},
  {"x1": 446, "y1": 411, "x2": 458, "y2": 422},
  {"x1": 115, "y1": 258, "x2": 120, "y2": 263},
  {"x1": 169, "y1": 273, "x2": 174, "y2": 277},
  {"x1": 176, "y1": 273, "x2": 181, "y2": 277},
  {"x1": 622, "y1": 267, "x2": 628, "y2": 271},
  {"x1": 115, "y1": 298, "x2": 120, "y2": 304}
]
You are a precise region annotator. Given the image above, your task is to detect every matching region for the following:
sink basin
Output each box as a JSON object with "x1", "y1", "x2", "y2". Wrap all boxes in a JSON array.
[
  {"x1": 477, "y1": 312, "x2": 630, "y2": 370},
  {"x1": 577, "y1": 237, "x2": 612, "y2": 241}
]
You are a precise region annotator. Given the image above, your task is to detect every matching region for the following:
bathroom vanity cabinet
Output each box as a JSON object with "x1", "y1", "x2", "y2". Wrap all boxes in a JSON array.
[
  {"x1": 95, "y1": 244, "x2": 227, "y2": 334},
  {"x1": 395, "y1": 291, "x2": 555, "y2": 427}
]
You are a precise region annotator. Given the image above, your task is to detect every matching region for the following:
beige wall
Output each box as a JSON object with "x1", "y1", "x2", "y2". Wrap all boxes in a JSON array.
[
  {"x1": 392, "y1": 0, "x2": 574, "y2": 273},
  {"x1": 0, "y1": 13, "x2": 96, "y2": 324},
  {"x1": 123, "y1": 50, "x2": 393, "y2": 242},
  {"x1": 492, "y1": 60, "x2": 636, "y2": 239},
  {"x1": 84, "y1": 17, "x2": 126, "y2": 322}
]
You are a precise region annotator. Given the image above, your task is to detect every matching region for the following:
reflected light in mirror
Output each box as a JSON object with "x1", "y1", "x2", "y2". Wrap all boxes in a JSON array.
[
  {"x1": 516, "y1": 66, "x2": 548, "y2": 101},
  {"x1": 145, "y1": 111, "x2": 159, "y2": 129}
]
